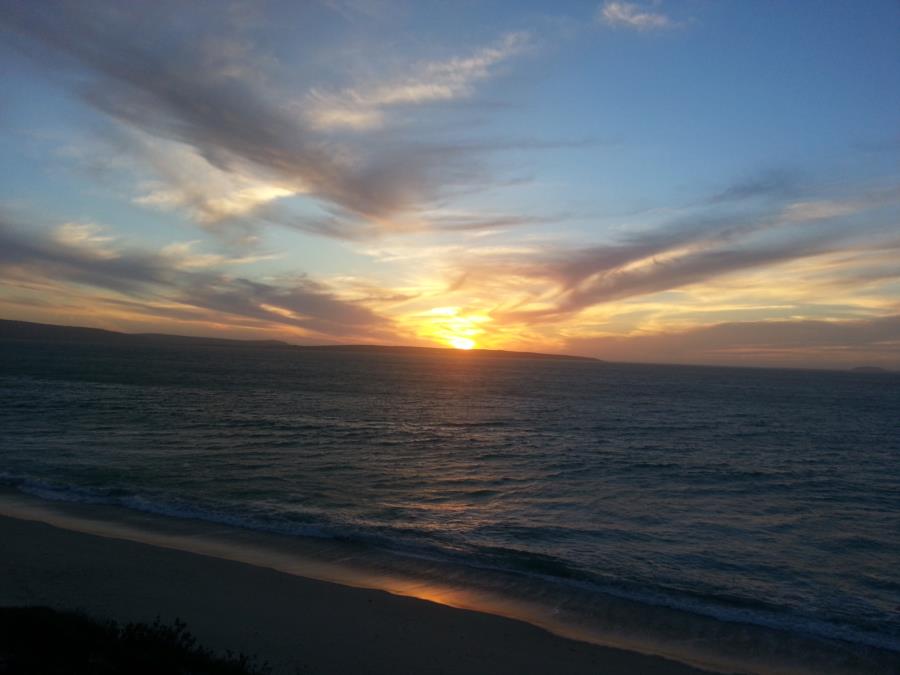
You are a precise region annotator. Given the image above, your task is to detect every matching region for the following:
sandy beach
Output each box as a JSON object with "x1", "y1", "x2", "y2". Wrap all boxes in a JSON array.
[{"x1": 0, "y1": 514, "x2": 710, "y2": 675}]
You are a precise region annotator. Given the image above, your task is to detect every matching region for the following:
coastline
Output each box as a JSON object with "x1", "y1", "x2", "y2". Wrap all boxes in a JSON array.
[
  {"x1": 2, "y1": 490, "x2": 897, "y2": 674},
  {"x1": 0, "y1": 512, "x2": 706, "y2": 675}
]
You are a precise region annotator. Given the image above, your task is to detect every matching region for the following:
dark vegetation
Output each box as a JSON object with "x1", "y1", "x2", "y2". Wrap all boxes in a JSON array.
[{"x1": 0, "y1": 607, "x2": 270, "y2": 675}]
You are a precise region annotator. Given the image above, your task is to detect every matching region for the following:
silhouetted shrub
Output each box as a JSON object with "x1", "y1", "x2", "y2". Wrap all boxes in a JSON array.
[{"x1": 0, "y1": 607, "x2": 271, "y2": 674}]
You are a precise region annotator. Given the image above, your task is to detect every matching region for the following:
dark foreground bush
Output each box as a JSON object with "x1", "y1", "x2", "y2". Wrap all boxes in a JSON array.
[{"x1": 0, "y1": 607, "x2": 270, "y2": 674}]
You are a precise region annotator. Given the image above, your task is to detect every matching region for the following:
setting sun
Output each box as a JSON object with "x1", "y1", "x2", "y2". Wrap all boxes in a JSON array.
[
  {"x1": 410, "y1": 307, "x2": 487, "y2": 351},
  {"x1": 448, "y1": 336, "x2": 476, "y2": 350},
  {"x1": 2, "y1": 4, "x2": 898, "y2": 674}
]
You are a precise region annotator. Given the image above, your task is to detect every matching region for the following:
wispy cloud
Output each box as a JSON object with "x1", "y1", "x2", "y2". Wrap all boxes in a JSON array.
[
  {"x1": 53, "y1": 222, "x2": 119, "y2": 260},
  {"x1": 126, "y1": 133, "x2": 297, "y2": 226},
  {"x1": 0, "y1": 214, "x2": 389, "y2": 339},
  {"x1": 306, "y1": 32, "x2": 530, "y2": 131},
  {"x1": 322, "y1": 0, "x2": 394, "y2": 21},
  {"x1": 159, "y1": 241, "x2": 280, "y2": 270},
  {"x1": 707, "y1": 169, "x2": 800, "y2": 204},
  {"x1": 1, "y1": 4, "x2": 530, "y2": 241},
  {"x1": 451, "y1": 183, "x2": 900, "y2": 323},
  {"x1": 597, "y1": 2, "x2": 677, "y2": 31}
]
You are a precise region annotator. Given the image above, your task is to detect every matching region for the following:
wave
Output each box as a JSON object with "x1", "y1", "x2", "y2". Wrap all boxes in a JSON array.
[
  {"x1": 2, "y1": 470, "x2": 898, "y2": 663},
  {"x1": 0, "y1": 472, "x2": 336, "y2": 540}
]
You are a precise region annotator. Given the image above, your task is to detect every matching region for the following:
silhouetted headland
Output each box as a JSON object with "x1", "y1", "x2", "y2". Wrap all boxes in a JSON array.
[{"x1": 0, "y1": 319, "x2": 598, "y2": 362}]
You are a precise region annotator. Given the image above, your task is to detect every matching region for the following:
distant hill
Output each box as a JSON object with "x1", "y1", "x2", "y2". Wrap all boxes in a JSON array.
[
  {"x1": 0, "y1": 319, "x2": 598, "y2": 362},
  {"x1": 294, "y1": 343, "x2": 598, "y2": 361},
  {"x1": 850, "y1": 366, "x2": 890, "y2": 373},
  {"x1": 0, "y1": 319, "x2": 288, "y2": 349}
]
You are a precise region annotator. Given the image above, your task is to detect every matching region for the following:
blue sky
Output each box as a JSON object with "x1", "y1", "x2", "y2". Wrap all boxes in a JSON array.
[{"x1": 1, "y1": 0, "x2": 898, "y2": 367}]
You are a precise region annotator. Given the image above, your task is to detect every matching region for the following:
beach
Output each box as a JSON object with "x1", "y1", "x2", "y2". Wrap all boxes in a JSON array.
[
  {"x1": 3, "y1": 1, "x2": 899, "y2": 672},
  {"x1": 2, "y1": 342, "x2": 899, "y2": 674},
  {"x1": 0, "y1": 513, "x2": 709, "y2": 675}
]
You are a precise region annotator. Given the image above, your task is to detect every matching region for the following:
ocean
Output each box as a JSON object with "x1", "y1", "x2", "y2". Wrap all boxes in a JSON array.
[{"x1": 1, "y1": 338, "x2": 898, "y2": 674}]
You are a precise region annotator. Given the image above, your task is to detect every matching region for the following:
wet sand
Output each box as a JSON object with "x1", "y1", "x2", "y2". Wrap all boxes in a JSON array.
[{"x1": 0, "y1": 514, "x2": 711, "y2": 675}]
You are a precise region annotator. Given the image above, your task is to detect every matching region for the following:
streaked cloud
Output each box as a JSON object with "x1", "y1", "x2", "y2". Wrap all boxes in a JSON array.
[
  {"x1": 53, "y1": 223, "x2": 119, "y2": 260},
  {"x1": 306, "y1": 32, "x2": 530, "y2": 131},
  {"x1": 450, "y1": 182, "x2": 900, "y2": 324},
  {"x1": 597, "y1": 2, "x2": 677, "y2": 31},
  {"x1": 159, "y1": 241, "x2": 280, "y2": 270},
  {"x1": 127, "y1": 134, "x2": 298, "y2": 225},
  {"x1": 707, "y1": 170, "x2": 800, "y2": 204},
  {"x1": 322, "y1": 0, "x2": 394, "y2": 21},
  {"x1": 780, "y1": 199, "x2": 868, "y2": 223},
  {"x1": 0, "y1": 214, "x2": 389, "y2": 339},
  {"x1": 1, "y1": 4, "x2": 528, "y2": 241}
]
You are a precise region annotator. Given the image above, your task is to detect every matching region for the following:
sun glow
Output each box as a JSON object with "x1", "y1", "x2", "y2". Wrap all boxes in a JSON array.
[
  {"x1": 407, "y1": 306, "x2": 489, "y2": 351},
  {"x1": 448, "y1": 336, "x2": 476, "y2": 350}
]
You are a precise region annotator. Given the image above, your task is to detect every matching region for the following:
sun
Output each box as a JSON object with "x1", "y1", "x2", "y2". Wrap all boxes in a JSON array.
[
  {"x1": 448, "y1": 336, "x2": 476, "y2": 350},
  {"x1": 414, "y1": 307, "x2": 487, "y2": 351}
]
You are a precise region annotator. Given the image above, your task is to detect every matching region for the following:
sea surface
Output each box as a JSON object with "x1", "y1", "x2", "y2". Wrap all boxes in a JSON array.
[{"x1": 1, "y1": 339, "x2": 899, "y2": 673}]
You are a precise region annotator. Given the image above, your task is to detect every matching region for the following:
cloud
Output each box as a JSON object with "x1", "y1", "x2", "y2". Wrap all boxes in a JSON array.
[
  {"x1": 306, "y1": 32, "x2": 530, "y2": 131},
  {"x1": 422, "y1": 212, "x2": 566, "y2": 233},
  {"x1": 1, "y1": 3, "x2": 529, "y2": 240},
  {"x1": 597, "y1": 2, "x2": 676, "y2": 31},
  {"x1": 708, "y1": 169, "x2": 800, "y2": 204},
  {"x1": 53, "y1": 222, "x2": 119, "y2": 259},
  {"x1": 159, "y1": 241, "x2": 280, "y2": 270},
  {"x1": 125, "y1": 132, "x2": 297, "y2": 225},
  {"x1": 780, "y1": 199, "x2": 867, "y2": 223},
  {"x1": 322, "y1": 0, "x2": 394, "y2": 21},
  {"x1": 779, "y1": 185, "x2": 900, "y2": 223},
  {"x1": 563, "y1": 315, "x2": 900, "y2": 369},
  {"x1": 0, "y1": 214, "x2": 389, "y2": 339},
  {"x1": 454, "y1": 184, "x2": 900, "y2": 323}
]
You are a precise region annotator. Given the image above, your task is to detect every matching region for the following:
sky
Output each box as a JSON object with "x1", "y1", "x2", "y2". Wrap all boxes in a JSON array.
[{"x1": 1, "y1": 0, "x2": 898, "y2": 368}]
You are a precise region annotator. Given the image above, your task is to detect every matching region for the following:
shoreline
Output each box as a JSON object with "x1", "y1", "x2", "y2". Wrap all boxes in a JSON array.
[
  {"x1": 2, "y1": 489, "x2": 897, "y2": 674},
  {"x1": 1, "y1": 512, "x2": 708, "y2": 675}
]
